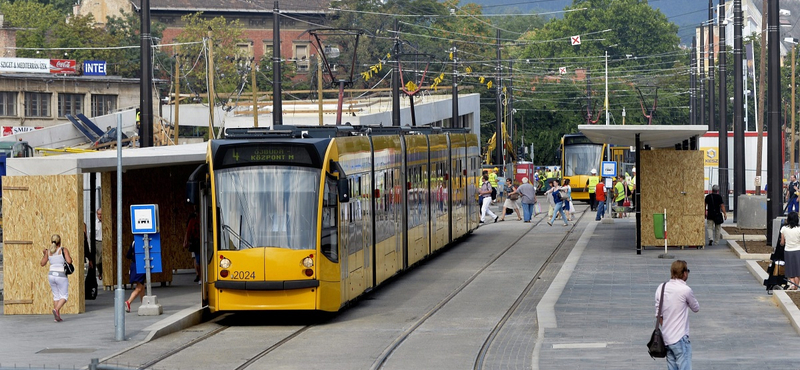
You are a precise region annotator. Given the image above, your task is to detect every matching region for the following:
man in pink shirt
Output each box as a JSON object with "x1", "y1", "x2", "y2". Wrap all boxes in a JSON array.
[{"x1": 655, "y1": 260, "x2": 700, "y2": 370}]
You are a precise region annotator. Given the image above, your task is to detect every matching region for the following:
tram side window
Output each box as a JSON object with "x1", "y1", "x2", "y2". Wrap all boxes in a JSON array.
[{"x1": 321, "y1": 176, "x2": 338, "y2": 262}]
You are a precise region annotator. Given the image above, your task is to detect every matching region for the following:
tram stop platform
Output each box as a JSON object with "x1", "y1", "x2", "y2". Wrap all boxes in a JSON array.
[{"x1": 1, "y1": 208, "x2": 800, "y2": 369}]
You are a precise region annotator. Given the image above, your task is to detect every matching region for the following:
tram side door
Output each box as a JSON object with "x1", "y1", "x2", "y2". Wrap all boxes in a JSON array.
[{"x1": 199, "y1": 187, "x2": 211, "y2": 307}]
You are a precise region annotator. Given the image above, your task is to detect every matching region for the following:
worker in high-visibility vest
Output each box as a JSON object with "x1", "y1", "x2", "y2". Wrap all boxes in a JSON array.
[
  {"x1": 629, "y1": 167, "x2": 637, "y2": 207},
  {"x1": 586, "y1": 168, "x2": 600, "y2": 211}
]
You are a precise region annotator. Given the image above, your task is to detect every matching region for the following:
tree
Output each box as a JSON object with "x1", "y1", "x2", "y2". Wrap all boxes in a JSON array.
[
  {"x1": 0, "y1": 0, "x2": 64, "y2": 57},
  {"x1": 173, "y1": 13, "x2": 248, "y2": 98},
  {"x1": 508, "y1": 0, "x2": 684, "y2": 164},
  {"x1": 105, "y1": 9, "x2": 167, "y2": 79}
]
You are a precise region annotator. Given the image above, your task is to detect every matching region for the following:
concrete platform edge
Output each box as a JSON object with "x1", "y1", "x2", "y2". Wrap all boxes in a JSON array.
[
  {"x1": 142, "y1": 304, "x2": 205, "y2": 342},
  {"x1": 727, "y1": 239, "x2": 771, "y2": 260},
  {"x1": 744, "y1": 260, "x2": 800, "y2": 336},
  {"x1": 531, "y1": 221, "x2": 598, "y2": 370},
  {"x1": 720, "y1": 226, "x2": 766, "y2": 241}
]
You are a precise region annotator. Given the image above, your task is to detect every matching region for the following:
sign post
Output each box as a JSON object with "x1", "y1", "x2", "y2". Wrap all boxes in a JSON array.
[{"x1": 130, "y1": 204, "x2": 163, "y2": 316}]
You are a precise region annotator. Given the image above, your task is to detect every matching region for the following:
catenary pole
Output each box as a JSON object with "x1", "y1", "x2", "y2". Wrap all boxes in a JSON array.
[
  {"x1": 272, "y1": 1, "x2": 282, "y2": 126},
  {"x1": 719, "y1": 0, "x2": 729, "y2": 212},
  {"x1": 767, "y1": 0, "x2": 783, "y2": 245}
]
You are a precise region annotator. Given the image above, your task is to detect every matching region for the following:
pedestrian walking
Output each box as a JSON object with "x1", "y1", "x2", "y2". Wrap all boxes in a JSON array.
[
  {"x1": 544, "y1": 179, "x2": 557, "y2": 217},
  {"x1": 499, "y1": 178, "x2": 522, "y2": 221},
  {"x1": 562, "y1": 178, "x2": 573, "y2": 221},
  {"x1": 595, "y1": 178, "x2": 606, "y2": 221},
  {"x1": 787, "y1": 176, "x2": 799, "y2": 214},
  {"x1": 547, "y1": 181, "x2": 569, "y2": 227},
  {"x1": 124, "y1": 241, "x2": 146, "y2": 313},
  {"x1": 655, "y1": 260, "x2": 699, "y2": 370},
  {"x1": 586, "y1": 168, "x2": 600, "y2": 211},
  {"x1": 780, "y1": 212, "x2": 800, "y2": 290},
  {"x1": 40, "y1": 234, "x2": 71, "y2": 322},
  {"x1": 517, "y1": 177, "x2": 537, "y2": 223},
  {"x1": 479, "y1": 174, "x2": 498, "y2": 224},
  {"x1": 704, "y1": 184, "x2": 726, "y2": 246}
]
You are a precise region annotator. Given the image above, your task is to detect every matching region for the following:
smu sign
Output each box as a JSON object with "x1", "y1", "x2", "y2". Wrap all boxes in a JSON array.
[{"x1": 83, "y1": 60, "x2": 107, "y2": 76}]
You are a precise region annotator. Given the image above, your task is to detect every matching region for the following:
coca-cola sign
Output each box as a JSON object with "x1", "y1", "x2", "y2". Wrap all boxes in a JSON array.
[{"x1": 49, "y1": 59, "x2": 76, "y2": 74}]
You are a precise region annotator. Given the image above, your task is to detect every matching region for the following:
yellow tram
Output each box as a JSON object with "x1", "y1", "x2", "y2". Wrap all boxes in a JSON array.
[{"x1": 186, "y1": 126, "x2": 481, "y2": 312}]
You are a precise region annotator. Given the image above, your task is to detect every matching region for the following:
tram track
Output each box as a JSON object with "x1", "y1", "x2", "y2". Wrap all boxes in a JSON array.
[
  {"x1": 370, "y1": 206, "x2": 586, "y2": 370},
  {"x1": 473, "y1": 207, "x2": 587, "y2": 370}
]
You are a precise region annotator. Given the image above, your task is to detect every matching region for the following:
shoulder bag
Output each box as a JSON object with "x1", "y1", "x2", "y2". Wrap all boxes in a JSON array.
[
  {"x1": 508, "y1": 186, "x2": 520, "y2": 200},
  {"x1": 62, "y1": 249, "x2": 75, "y2": 275},
  {"x1": 713, "y1": 195, "x2": 724, "y2": 225},
  {"x1": 647, "y1": 281, "x2": 668, "y2": 359}
]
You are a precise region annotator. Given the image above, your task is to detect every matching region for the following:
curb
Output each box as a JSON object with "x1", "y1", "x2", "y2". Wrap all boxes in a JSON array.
[
  {"x1": 744, "y1": 260, "x2": 800, "y2": 336},
  {"x1": 726, "y1": 239, "x2": 771, "y2": 260},
  {"x1": 142, "y1": 304, "x2": 206, "y2": 342},
  {"x1": 720, "y1": 226, "x2": 766, "y2": 241}
]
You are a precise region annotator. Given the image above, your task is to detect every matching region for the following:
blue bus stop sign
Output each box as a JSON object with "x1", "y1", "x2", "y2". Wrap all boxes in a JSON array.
[{"x1": 130, "y1": 204, "x2": 159, "y2": 234}]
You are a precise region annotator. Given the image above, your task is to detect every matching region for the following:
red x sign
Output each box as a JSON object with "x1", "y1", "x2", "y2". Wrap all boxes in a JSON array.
[
  {"x1": 559, "y1": 67, "x2": 567, "y2": 75},
  {"x1": 571, "y1": 35, "x2": 581, "y2": 46}
]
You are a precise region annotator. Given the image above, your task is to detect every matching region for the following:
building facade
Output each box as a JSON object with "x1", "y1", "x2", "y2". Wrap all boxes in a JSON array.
[{"x1": 0, "y1": 74, "x2": 140, "y2": 128}]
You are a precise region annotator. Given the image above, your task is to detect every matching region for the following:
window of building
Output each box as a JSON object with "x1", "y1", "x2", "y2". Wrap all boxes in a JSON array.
[
  {"x1": 262, "y1": 41, "x2": 273, "y2": 57},
  {"x1": 25, "y1": 92, "x2": 51, "y2": 117},
  {"x1": 236, "y1": 41, "x2": 253, "y2": 59},
  {"x1": 58, "y1": 93, "x2": 83, "y2": 117},
  {"x1": 0, "y1": 92, "x2": 16, "y2": 117},
  {"x1": 91, "y1": 95, "x2": 117, "y2": 116},
  {"x1": 294, "y1": 44, "x2": 310, "y2": 72}
]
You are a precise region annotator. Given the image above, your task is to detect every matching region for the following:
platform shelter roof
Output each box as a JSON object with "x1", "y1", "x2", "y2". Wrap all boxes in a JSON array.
[
  {"x1": 578, "y1": 125, "x2": 708, "y2": 148},
  {"x1": 6, "y1": 142, "x2": 207, "y2": 176}
]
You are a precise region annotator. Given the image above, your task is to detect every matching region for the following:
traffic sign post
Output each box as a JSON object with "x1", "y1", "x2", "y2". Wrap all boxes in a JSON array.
[{"x1": 130, "y1": 204, "x2": 163, "y2": 316}]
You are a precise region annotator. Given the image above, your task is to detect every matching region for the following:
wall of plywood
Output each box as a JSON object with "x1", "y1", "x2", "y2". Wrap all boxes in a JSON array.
[
  {"x1": 3, "y1": 175, "x2": 84, "y2": 314},
  {"x1": 641, "y1": 150, "x2": 705, "y2": 248},
  {"x1": 100, "y1": 165, "x2": 197, "y2": 287}
]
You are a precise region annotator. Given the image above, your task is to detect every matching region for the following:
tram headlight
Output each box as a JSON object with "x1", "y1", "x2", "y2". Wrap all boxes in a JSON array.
[
  {"x1": 220, "y1": 258, "x2": 232, "y2": 269},
  {"x1": 302, "y1": 256, "x2": 314, "y2": 268}
]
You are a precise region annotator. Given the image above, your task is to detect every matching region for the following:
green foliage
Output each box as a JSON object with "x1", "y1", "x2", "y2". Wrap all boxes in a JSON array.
[
  {"x1": 1, "y1": 0, "x2": 64, "y2": 57},
  {"x1": 509, "y1": 0, "x2": 684, "y2": 164},
  {"x1": 173, "y1": 13, "x2": 248, "y2": 98}
]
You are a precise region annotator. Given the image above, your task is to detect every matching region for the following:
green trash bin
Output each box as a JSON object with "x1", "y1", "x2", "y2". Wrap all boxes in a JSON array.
[{"x1": 653, "y1": 213, "x2": 665, "y2": 239}]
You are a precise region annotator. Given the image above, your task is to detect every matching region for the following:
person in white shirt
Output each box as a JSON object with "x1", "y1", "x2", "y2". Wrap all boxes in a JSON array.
[
  {"x1": 40, "y1": 234, "x2": 72, "y2": 322},
  {"x1": 780, "y1": 212, "x2": 800, "y2": 290},
  {"x1": 95, "y1": 208, "x2": 103, "y2": 279},
  {"x1": 655, "y1": 260, "x2": 700, "y2": 370}
]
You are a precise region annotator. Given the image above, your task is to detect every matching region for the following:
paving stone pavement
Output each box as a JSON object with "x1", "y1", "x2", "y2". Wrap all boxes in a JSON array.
[{"x1": 536, "y1": 219, "x2": 800, "y2": 370}]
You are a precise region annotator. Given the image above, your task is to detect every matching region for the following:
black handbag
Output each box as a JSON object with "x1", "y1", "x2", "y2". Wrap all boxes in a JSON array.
[
  {"x1": 62, "y1": 249, "x2": 75, "y2": 275},
  {"x1": 647, "y1": 281, "x2": 668, "y2": 359},
  {"x1": 713, "y1": 212, "x2": 724, "y2": 225}
]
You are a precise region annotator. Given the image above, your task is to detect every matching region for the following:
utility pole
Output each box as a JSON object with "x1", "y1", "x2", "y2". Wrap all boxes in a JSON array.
[
  {"x1": 718, "y1": 0, "x2": 729, "y2": 212},
  {"x1": 494, "y1": 29, "x2": 503, "y2": 170},
  {"x1": 767, "y1": 0, "x2": 782, "y2": 245},
  {"x1": 733, "y1": 0, "x2": 745, "y2": 221},
  {"x1": 691, "y1": 37, "x2": 697, "y2": 125},
  {"x1": 509, "y1": 59, "x2": 513, "y2": 148},
  {"x1": 140, "y1": 0, "x2": 153, "y2": 147},
  {"x1": 452, "y1": 42, "x2": 459, "y2": 128},
  {"x1": 708, "y1": 0, "x2": 715, "y2": 132},
  {"x1": 206, "y1": 29, "x2": 215, "y2": 138},
  {"x1": 272, "y1": 1, "x2": 282, "y2": 127},
  {"x1": 793, "y1": 43, "x2": 797, "y2": 177},
  {"x1": 392, "y1": 19, "x2": 400, "y2": 127},
  {"x1": 700, "y1": 21, "x2": 706, "y2": 127},
  {"x1": 252, "y1": 58, "x2": 258, "y2": 128},
  {"x1": 173, "y1": 45, "x2": 180, "y2": 144},
  {"x1": 586, "y1": 67, "x2": 592, "y2": 125},
  {"x1": 756, "y1": 4, "x2": 767, "y2": 195},
  {"x1": 318, "y1": 55, "x2": 324, "y2": 125}
]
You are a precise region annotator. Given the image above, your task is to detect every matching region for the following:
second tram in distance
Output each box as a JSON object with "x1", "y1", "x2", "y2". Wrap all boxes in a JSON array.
[{"x1": 187, "y1": 125, "x2": 481, "y2": 312}]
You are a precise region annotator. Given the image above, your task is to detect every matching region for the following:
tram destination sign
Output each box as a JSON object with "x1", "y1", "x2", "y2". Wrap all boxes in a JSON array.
[{"x1": 221, "y1": 145, "x2": 314, "y2": 166}]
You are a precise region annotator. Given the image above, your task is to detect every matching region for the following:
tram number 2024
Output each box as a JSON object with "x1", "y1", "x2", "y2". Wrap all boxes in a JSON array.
[{"x1": 231, "y1": 271, "x2": 256, "y2": 280}]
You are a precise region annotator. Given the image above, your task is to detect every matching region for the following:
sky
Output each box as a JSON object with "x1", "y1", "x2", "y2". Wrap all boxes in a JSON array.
[{"x1": 469, "y1": 0, "x2": 709, "y2": 46}]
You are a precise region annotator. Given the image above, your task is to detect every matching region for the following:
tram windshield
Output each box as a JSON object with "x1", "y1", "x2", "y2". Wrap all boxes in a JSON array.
[
  {"x1": 563, "y1": 144, "x2": 602, "y2": 177},
  {"x1": 215, "y1": 166, "x2": 319, "y2": 251}
]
